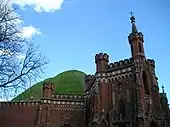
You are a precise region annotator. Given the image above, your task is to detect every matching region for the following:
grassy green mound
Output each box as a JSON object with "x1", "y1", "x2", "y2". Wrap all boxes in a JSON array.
[{"x1": 12, "y1": 70, "x2": 86, "y2": 101}]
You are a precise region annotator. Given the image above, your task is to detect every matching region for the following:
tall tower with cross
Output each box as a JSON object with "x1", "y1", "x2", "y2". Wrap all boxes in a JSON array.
[
  {"x1": 85, "y1": 12, "x2": 170, "y2": 127},
  {"x1": 128, "y1": 12, "x2": 145, "y2": 60}
]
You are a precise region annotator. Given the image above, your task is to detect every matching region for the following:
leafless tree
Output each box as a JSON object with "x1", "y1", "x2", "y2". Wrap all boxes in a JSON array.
[{"x1": 0, "y1": 0, "x2": 48, "y2": 99}]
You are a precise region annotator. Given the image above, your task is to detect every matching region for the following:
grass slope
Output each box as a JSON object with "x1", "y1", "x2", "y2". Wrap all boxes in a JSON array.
[{"x1": 12, "y1": 70, "x2": 86, "y2": 101}]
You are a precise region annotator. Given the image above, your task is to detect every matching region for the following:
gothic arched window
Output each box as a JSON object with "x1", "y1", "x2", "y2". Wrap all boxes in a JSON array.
[
  {"x1": 139, "y1": 42, "x2": 143, "y2": 53},
  {"x1": 131, "y1": 44, "x2": 134, "y2": 56},
  {"x1": 142, "y1": 71, "x2": 149, "y2": 94},
  {"x1": 119, "y1": 100, "x2": 126, "y2": 119}
]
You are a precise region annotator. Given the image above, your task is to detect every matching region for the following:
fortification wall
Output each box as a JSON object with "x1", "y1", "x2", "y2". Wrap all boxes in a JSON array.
[
  {"x1": 0, "y1": 91, "x2": 85, "y2": 127},
  {"x1": 53, "y1": 94, "x2": 84, "y2": 101},
  {"x1": 41, "y1": 105, "x2": 85, "y2": 127},
  {"x1": 37, "y1": 98, "x2": 85, "y2": 127},
  {"x1": 108, "y1": 58, "x2": 133, "y2": 71},
  {"x1": 0, "y1": 101, "x2": 40, "y2": 127}
]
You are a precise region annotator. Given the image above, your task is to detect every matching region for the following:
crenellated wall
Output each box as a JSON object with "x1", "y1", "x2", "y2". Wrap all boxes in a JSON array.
[
  {"x1": 147, "y1": 59, "x2": 155, "y2": 68},
  {"x1": 84, "y1": 74, "x2": 96, "y2": 91},
  {"x1": 0, "y1": 101, "x2": 40, "y2": 127},
  {"x1": 54, "y1": 94, "x2": 84, "y2": 101},
  {"x1": 95, "y1": 53, "x2": 109, "y2": 73},
  {"x1": 108, "y1": 58, "x2": 133, "y2": 71},
  {"x1": 0, "y1": 93, "x2": 85, "y2": 127},
  {"x1": 36, "y1": 95, "x2": 85, "y2": 127}
]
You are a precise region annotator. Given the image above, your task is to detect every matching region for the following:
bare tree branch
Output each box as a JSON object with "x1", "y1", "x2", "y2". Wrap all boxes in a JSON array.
[{"x1": 0, "y1": 0, "x2": 48, "y2": 99}]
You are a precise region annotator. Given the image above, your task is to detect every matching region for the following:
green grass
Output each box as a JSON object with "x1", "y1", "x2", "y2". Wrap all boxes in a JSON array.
[{"x1": 12, "y1": 70, "x2": 86, "y2": 101}]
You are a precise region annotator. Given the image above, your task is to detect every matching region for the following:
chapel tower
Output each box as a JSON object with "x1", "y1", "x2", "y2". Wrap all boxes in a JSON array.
[
  {"x1": 128, "y1": 14, "x2": 145, "y2": 59},
  {"x1": 128, "y1": 13, "x2": 149, "y2": 126},
  {"x1": 84, "y1": 14, "x2": 170, "y2": 127}
]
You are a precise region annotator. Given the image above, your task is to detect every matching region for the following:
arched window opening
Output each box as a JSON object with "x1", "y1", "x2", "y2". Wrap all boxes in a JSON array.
[
  {"x1": 142, "y1": 71, "x2": 149, "y2": 94},
  {"x1": 131, "y1": 44, "x2": 134, "y2": 56},
  {"x1": 139, "y1": 42, "x2": 143, "y2": 53},
  {"x1": 89, "y1": 98, "x2": 93, "y2": 116},
  {"x1": 119, "y1": 100, "x2": 126, "y2": 119},
  {"x1": 134, "y1": 74, "x2": 136, "y2": 83}
]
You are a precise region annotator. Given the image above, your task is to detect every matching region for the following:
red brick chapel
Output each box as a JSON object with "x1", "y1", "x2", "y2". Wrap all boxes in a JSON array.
[{"x1": 0, "y1": 15, "x2": 169, "y2": 127}]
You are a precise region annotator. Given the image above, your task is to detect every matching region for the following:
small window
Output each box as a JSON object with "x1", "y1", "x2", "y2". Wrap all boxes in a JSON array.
[
  {"x1": 139, "y1": 42, "x2": 143, "y2": 53},
  {"x1": 119, "y1": 100, "x2": 126, "y2": 119},
  {"x1": 143, "y1": 71, "x2": 149, "y2": 94},
  {"x1": 131, "y1": 44, "x2": 134, "y2": 56}
]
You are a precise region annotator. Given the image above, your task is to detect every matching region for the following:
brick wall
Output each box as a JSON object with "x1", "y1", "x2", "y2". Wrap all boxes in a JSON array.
[{"x1": 0, "y1": 102, "x2": 39, "y2": 127}]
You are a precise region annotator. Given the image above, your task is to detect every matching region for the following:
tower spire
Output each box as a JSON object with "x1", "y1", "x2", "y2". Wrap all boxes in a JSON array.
[
  {"x1": 162, "y1": 85, "x2": 165, "y2": 93},
  {"x1": 130, "y1": 11, "x2": 138, "y2": 33},
  {"x1": 128, "y1": 12, "x2": 145, "y2": 59}
]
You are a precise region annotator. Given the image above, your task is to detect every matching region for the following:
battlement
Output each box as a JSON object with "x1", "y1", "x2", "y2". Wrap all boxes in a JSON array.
[
  {"x1": 138, "y1": 32, "x2": 144, "y2": 37},
  {"x1": 95, "y1": 53, "x2": 109, "y2": 63},
  {"x1": 147, "y1": 59, "x2": 155, "y2": 68},
  {"x1": 0, "y1": 100, "x2": 40, "y2": 107},
  {"x1": 85, "y1": 75, "x2": 95, "y2": 83},
  {"x1": 40, "y1": 99, "x2": 84, "y2": 111},
  {"x1": 108, "y1": 58, "x2": 133, "y2": 70},
  {"x1": 54, "y1": 94, "x2": 84, "y2": 101},
  {"x1": 43, "y1": 82, "x2": 54, "y2": 98},
  {"x1": 43, "y1": 82, "x2": 54, "y2": 90},
  {"x1": 128, "y1": 31, "x2": 144, "y2": 43},
  {"x1": 85, "y1": 75, "x2": 96, "y2": 91}
]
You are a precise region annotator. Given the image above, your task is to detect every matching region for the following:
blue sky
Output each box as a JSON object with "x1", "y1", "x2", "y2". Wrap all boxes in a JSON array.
[{"x1": 12, "y1": 0, "x2": 170, "y2": 99}]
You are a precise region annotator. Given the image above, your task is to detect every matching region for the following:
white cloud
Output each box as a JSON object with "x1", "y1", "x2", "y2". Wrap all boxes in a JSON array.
[
  {"x1": 21, "y1": 25, "x2": 42, "y2": 39},
  {"x1": 12, "y1": 0, "x2": 64, "y2": 12},
  {"x1": 1, "y1": 1, "x2": 41, "y2": 39}
]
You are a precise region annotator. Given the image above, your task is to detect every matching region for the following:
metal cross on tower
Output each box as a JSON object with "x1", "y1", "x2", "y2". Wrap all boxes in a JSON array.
[{"x1": 130, "y1": 11, "x2": 134, "y2": 17}]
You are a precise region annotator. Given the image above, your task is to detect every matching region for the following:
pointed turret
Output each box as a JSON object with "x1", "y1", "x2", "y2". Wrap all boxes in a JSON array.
[
  {"x1": 161, "y1": 85, "x2": 168, "y2": 101},
  {"x1": 162, "y1": 85, "x2": 165, "y2": 94},
  {"x1": 128, "y1": 13, "x2": 145, "y2": 59},
  {"x1": 130, "y1": 15, "x2": 138, "y2": 33}
]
